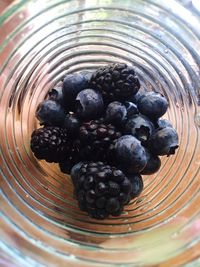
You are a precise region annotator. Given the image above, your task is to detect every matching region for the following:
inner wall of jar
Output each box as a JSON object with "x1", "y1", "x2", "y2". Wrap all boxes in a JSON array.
[{"x1": 0, "y1": 0, "x2": 199, "y2": 266}]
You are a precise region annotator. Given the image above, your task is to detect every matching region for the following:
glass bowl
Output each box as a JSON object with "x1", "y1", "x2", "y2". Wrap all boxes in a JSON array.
[{"x1": 0, "y1": 0, "x2": 200, "y2": 266}]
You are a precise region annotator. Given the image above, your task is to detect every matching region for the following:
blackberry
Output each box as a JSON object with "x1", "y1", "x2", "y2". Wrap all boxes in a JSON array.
[
  {"x1": 58, "y1": 140, "x2": 82, "y2": 174},
  {"x1": 71, "y1": 162, "x2": 133, "y2": 219},
  {"x1": 30, "y1": 126, "x2": 68, "y2": 163},
  {"x1": 89, "y1": 63, "x2": 140, "y2": 103},
  {"x1": 78, "y1": 119, "x2": 121, "y2": 161}
]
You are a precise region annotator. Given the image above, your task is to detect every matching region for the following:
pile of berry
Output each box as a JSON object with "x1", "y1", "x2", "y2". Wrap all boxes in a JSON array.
[{"x1": 30, "y1": 63, "x2": 179, "y2": 219}]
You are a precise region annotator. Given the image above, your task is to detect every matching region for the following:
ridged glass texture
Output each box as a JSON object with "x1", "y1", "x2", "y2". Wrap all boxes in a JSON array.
[{"x1": 0, "y1": 0, "x2": 200, "y2": 266}]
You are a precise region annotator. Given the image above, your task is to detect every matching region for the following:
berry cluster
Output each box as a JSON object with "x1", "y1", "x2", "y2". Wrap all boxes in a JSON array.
[{"x1": 30, "y1": 63, "x2": 179, "y2": 219}]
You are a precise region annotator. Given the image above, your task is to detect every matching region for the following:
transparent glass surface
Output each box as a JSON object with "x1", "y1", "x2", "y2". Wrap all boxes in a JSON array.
[{"x1": 0, "y1": 0, "x2": 200, "y2": 266}]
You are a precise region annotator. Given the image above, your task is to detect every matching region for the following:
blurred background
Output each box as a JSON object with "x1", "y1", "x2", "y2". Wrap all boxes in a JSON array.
[{"x1": 0, "y1": 0, "x2": 13, "y2": 13}]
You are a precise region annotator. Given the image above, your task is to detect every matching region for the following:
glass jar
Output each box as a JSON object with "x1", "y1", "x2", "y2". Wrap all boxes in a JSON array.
[{"x1": 0, "y1": 0, "x2": 199, "y2": 266}]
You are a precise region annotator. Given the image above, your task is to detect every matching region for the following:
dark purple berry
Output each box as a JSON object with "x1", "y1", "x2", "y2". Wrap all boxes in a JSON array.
[
  {"x1": 96, "y1": 197, "x2": 107, "y2": 209},
  {"x1": 137, "y1": 91, "x2": 168, "y2": 119},
  {"x1": 141, "y1": 149, "x2": 161, "y2": 175},
  {"x1": 111, "y1": 170, "x2": 125, "y2": 183},
  {"x1": 48, "y1": 83, "x2": 65, "y2": 106},
  {"x1": 121, "y1": 178, "x2": 132, "y2": 194},
  {"x1": 70, "y1": 162, "x2": 84, "y2": 184},
  {"x1": 106, "y1": 198, "x2": 120, "y2": 213},
  {"x1": 149, "y1": 127, "x2": 179, "y2": 156},
  {"x1": 30, "y1": 126, "x2": 68, "y2": 163},
  {"x1": 62, "y1": 72, "x2": 88, "y2": 111},
  {"x1": 127, "y1": 174, "x2": 143, "y2": 198},
  {"x1": 95, "y1": 182, "x2": 107, "y2": 196},
  {"x1": 75, "y1": 89, "x2": 104, "y2": 120},
  {"x1": 108, "y1": 181, "x2": 120, "y2": 196},
  {"x1": 86, "y1": 190, "x2": 96, "y2": 203},
  {"x1": 124, "y1": 114, "x2": 155, "y2": 145},
  {"x1": 124, "y1": 101, "x2": 139, "y2": 118},
  {"x1": 72, "y1": 162, "x2": 133, "y2": 219},
  {"x1": 119, "y1": 192, "x2": 130, "y2": 204},
  {"x1": 114, "y1": 135, "x2": 147, "y2": 174},
  {"x1": 105, "y1": 101, "x2": 127, "y2": 128},
  {"x1": 129, "y1": 91, "x2": 145, "y2": 104},
  {"x1": 36, "y1": 100, "x2": 66, "y2": 127},
  {"x1": 155, "y1": 118, "x2": 173, "y2": 129},
  {"x1": 64, "y1": 114, "x2": 81, "y2": 137},
  {"x1": 84, "y1": 176, "x2": 94, "y2": 190},
  {"x1": 78, "y1": 119, "x2": 121, "y2": 162},
  {"x1": 89, "y1": 63, "x2": 140, "y2": 102}
]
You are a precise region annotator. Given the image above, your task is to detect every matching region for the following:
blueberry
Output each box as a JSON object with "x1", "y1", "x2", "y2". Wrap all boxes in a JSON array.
[
  {"x1": 127, "y1": 174, "x2": 143, "y2": 198},
  {"x1": 141, "y1": 149, "x2": 161, "y2": 175},
  {"x1": 70, "y1": 162, "x2": 84, "y2": 184},
  {"x1": 149, "y1": 127, "x2": 179, "y2": 156},
  {"x1": 124, "y1": 114, "x2": 155, "y2": 145},
  {"x1": 48, "y1": 82, "x2": 64, "y2": 106},
  {"x1": 64, "y1": 114, "x2": 81, "y2": 137},
  {"x1": 36, "y1": 99, "x2": 66, "y2": 126},
  {"x1": 137, "y1": 91, "x2": 168, "y2": 119},
  {"x1": 114, "y1": 135, "x2": 147, "y2": 174},
  {"x1": 124, "y1": 101, "x2": 138, "y2": 118},
  {"x1": 155, "y1": 118, "x2": 173, "y2": 129},
  {"x1": 105, "y1": 101, "x2": 127, "y2": 128},
  {"x1": 63, "y1": 72, "x2": 88, "y2": 111},
  {"x1": 75, "y1": 89, "x2": 104, "y2": 120},
  {"x1": 77, "y1": 190, "x2": 85, "y2": 203},
  {"x1": 78, "y1": 70, "x2": 93, "y2": 83},
  {"x1": 129, "y1": 91, "x2": 145, "y2": 104}
]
